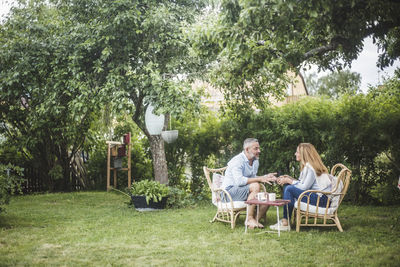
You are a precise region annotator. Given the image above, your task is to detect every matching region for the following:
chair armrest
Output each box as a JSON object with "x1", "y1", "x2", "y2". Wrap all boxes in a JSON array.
[
  {"x1": 213, "y1": 188, "x2": 236, "y2": 209},
  {"x1": 297, "y1": 189, "x2": 339, "y2": 209},
  {"x1": 298, "y1": 189, "x2": 344, "y2": 199}
]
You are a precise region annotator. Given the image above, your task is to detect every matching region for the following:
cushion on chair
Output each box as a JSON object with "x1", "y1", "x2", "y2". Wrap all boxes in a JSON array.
[
  {"x1": 328, "y1": 176, "x2": 344, "y2": 209},
  {"x1": 212, "y1": 173, "x2": 224, "y2": 203},
  {"x1": 211, "y1": 173, "x2": 247, "y2": 209},
  {"x1": 329, "y1": 194, "x2": 342, "y2": 210},
  {"x1": 212, "y1": 200, "x2": 247, "y2": 209},
  {"x1": 294, "y1": 200, "x2": 337, "y2": 215}
]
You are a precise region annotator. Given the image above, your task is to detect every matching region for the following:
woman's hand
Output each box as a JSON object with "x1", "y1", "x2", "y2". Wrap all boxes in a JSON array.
[{"x1": 277, "y1": 175, "x2": 293, "y2": 185}]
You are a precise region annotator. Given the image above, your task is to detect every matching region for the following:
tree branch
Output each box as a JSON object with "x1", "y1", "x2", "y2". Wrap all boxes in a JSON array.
[
  {"x1": 303, "y1": 42, "x2": 339, "y2": 60},
  {"x1": 303, "y1": 20, "x2": 400, "y2": 61}
]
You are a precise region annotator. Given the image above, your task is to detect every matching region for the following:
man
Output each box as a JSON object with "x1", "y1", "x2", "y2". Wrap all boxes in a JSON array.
[{"x1": 222, "y1": 138, "x2": 277, "y2": 229}]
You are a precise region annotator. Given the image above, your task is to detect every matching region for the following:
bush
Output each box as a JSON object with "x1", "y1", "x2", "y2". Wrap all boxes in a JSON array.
[
  {"x1": 230, "y1": 79, "x2": 400, "y2": 204},
  {"x1": 0, "y1": 163, "x2": 24, "y2": 213},
  {"x1": 165, "y1": 107, "x2": 228, "y2": 195},
  {"x1": 166, "y1": 186, "x2": 196, "y2": 208}
]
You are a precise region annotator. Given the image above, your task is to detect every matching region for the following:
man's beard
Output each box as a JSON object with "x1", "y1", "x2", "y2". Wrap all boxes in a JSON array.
[{"x1": 249, "y1": 152, "x2": 259, "y2": 160}]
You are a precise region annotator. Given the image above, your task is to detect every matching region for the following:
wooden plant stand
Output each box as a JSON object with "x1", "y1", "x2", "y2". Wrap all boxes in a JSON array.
[{"x1": 106, "y1": 133, "x2": 132, "y2": 191}]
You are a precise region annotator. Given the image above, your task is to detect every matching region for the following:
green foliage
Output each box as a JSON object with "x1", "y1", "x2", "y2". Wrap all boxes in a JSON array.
[
  {"x1": 305, "y1": 70, "x2": 362, "y2": 98},
  {"x1": 165, "y1": 107, "x2": 227, "y2": 196},
  {"x1": 218, "y1": 76, "x2": 400, "y2": 204},
  {"x1": 54, "y1": 0, "x2": 206, "y2": 184},
  {"x1": 0, "y1": 0, "x2": 111, "y2": 191},
  {"x1": 166, "y1": 186, "x2": 196, "y2": 209},
  {"x1": 0, "y1": 0, "x2": 207, "y2": 189},
  {"x1": 130, "y1": 180, "x2": 169, "y2": 204},
  {"x1": 0, "y1": 163, "x2": 24, "y2": 213},
  {"x1": 189, "y1": 0, "x2": 400, "y2": 110},
  {"x1": 85, "y1": 118, "x2": 153, "y2": 190},
  {"x1": 48, "y1": 165, "x2": 63, "y2": 181},
  {"x1": 84, "y1": 146, "x2": 107, "y2": 190}
]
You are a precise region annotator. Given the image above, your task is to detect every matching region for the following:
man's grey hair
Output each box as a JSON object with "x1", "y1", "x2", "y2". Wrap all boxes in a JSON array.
[{"x1": 243, "y1": 138, "x2": 259, "y2": 150}]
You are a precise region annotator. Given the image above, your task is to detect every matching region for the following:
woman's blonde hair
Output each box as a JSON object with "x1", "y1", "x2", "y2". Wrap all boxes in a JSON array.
[{"x1": 297, "y1": 143, "x2": 328, "y2": 176}]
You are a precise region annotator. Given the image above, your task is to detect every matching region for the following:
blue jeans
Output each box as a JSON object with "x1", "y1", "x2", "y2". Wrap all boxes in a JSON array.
[{"x1": 283, "y1": 185, "x2": 328, "y2": 220}]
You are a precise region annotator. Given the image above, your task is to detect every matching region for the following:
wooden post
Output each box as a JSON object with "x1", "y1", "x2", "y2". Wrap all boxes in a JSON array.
[
  {"x1": 128, "y1": 141, "x2": 132, "y2": 188},
  {"x1": 107, "y1": 143, "x2": 111, "y2": 191},
  {"x1": 113, "y1": 168, "x2": 117, "y2": 188}
]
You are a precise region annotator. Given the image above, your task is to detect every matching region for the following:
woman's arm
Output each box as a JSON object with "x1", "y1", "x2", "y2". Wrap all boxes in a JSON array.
[{"x1": 292, "y1": 167, "x2": 316, "y2": 190}]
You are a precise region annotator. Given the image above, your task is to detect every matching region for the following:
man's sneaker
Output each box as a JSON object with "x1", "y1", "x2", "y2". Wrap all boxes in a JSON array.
[{"x1": 269, "y1": 219, "x2": 290, "y2": 231}]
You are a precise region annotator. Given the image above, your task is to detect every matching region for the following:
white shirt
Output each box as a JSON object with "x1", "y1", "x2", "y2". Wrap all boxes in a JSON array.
[{"x1": 222, "y1": 152, "x2": 259, "y2": 189}]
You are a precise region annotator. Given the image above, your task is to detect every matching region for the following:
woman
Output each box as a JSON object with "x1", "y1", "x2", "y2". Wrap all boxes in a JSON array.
[{"x1": 270, "y1": 143, "x2": 331, "y2": 231}]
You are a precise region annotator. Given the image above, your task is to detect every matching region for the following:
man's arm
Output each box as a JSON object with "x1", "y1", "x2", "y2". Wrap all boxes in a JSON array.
[{"x1": 247, "y1": 173, "x2": 277, "y2": 185}]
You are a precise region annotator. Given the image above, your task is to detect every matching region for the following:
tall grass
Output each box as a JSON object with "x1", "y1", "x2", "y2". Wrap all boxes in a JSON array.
[{"x1": 0, "y1": 192, "x2": 399, "y2": 266}]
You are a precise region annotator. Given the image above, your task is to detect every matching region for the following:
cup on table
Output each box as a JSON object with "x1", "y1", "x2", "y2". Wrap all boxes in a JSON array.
[
  {"x1": 257, "y1": 192, "x2": 266, "y2": 201},
  {"x1": 268, "y1": 193, "x2": 276, "y2": 201}
]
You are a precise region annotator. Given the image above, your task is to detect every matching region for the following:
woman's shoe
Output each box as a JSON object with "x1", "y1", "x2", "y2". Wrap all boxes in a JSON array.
[{"x1": 269, "y1": 219, "x2": 290, "y2": 231}]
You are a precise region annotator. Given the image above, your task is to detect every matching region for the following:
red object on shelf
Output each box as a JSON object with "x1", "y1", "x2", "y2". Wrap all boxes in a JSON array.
[
  {"x1": 118, "y1": 145, "x2": 126, "y2": 157},
  {"x1": 123, "y1": 133, "x2": 131, "y2": 144}
]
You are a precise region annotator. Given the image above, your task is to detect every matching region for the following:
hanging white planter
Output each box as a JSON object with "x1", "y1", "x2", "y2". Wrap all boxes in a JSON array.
[
  {"x1": 145, "y1": 104, "x2": 165, "y2": 135},
  {"x1": 161, "y1": 130, "x2": 179, "y2": 144}
]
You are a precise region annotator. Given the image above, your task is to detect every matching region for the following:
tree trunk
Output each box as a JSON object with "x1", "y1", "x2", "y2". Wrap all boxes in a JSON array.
[
  {"x1": 149, "y1": 134, "x2": 168, "y2": 184},
  {"x1": 132, "y1": 105, "x2": 169, "y2": 185}
]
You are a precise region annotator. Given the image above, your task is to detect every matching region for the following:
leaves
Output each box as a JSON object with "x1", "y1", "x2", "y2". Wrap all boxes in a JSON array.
[
  {"x1": 188, "y1": 0, "x2": 400, "y2": 112},
  {"x1": 130, "y1": 180, "x2": 169, "y2": 204},
  {"x1": 0, "y1": 163, "x2": 25, "y2": 213},
  {"x1": 305, "y1": 70, "x2": 362, "y2": 98}
]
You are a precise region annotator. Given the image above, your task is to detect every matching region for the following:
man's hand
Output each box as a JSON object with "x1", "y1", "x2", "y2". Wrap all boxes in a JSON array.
[{"x1": 260, "y1": 173, "x2": 277, "y2": 185}]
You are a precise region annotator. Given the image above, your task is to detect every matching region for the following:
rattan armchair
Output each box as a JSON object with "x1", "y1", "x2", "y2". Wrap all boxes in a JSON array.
[
  {"x1": 292, "y1": 163, "x2": 352, "y2": 232},
  {"x1": 203, "y1": 166, "x2": 266, "y2": 229}
]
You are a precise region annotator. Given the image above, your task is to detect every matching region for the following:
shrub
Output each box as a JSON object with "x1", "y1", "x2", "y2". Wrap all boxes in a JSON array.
[
  {"x1": 166, "y1": 186, "x2": 196, "y2": 208},
  {"x1": 0, "y1": 163, "x2": 24, "y2": 213},
  {"x1": 165, "y1": 107, "x2": 227, "y2": 195},
  {"x1": 219, "y1": 76, "x2": 400, "y2": 205}
]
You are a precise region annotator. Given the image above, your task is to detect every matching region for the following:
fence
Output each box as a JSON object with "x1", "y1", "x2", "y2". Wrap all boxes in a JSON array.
[{"x1": 22, "y1": 167, "x2": 83, "y2": 193}]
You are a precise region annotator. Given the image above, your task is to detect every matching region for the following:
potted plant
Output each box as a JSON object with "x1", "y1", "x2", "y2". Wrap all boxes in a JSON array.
[{"x1": 129, "y1": 180, "x2": 169, "y2": 210}]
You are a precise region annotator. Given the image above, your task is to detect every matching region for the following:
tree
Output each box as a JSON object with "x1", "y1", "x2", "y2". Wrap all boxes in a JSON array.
[
  {"x1": 1, "y1": 0, "x2": 205, "y2": 187},
  {"x1": 0, "y1": 1, "x2": 108, "y2": 190},
  {"x1": 189, "y1": 0, "x2": 400, "y2": 109},
  {"x1": 59, "y1": 0, "x2": 205, "y2": 184},
  {"x1": 305, "y1": 70, "x2": 361, "y2": 99}
]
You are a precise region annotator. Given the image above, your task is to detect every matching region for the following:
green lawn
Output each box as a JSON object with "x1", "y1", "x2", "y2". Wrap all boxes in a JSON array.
[{"x1": 0, "y1": 192, "x2": 399, "y2": 266}]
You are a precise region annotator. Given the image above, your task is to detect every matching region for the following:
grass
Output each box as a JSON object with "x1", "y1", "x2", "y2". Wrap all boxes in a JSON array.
[{"x1": 0, "y1": 192, "x2": 399, "y2": 266}]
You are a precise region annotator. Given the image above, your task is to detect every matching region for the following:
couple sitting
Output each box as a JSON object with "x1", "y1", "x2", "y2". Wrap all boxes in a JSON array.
[{"x1": 223, "y1": 138, "x2": 332, "y2": 230}]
